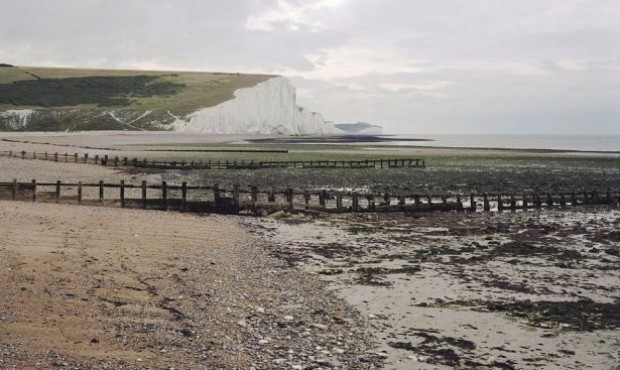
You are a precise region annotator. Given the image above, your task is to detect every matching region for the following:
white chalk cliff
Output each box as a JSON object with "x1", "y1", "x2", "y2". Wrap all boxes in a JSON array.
[{"x1": 172, "y1": 76, "x2": 335, "y2": 135}]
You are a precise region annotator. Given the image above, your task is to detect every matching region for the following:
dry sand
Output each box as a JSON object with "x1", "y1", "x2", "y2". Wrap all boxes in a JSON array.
[{"x1": 0, "y1": 201, "x2": 381, "y2": 369}]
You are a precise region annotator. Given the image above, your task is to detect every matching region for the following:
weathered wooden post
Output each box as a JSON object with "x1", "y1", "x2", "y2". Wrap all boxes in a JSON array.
[
  {"x1": 233, "y1": 184, "x2": 240, "y2": 207},
  {"x1": 510, "y1": 194, "x2": 517, "y2": 211},
  {"x1": 592, "y1": 191, "x2": 600, "y2": 204},
  {"x1": 77, "y1": 182, "x2": 82, "y2": 203},
  {"x1": 141, "y1": 180, "x2": 147, "y2": 209},
  {"x1": 427, "y1": 195, "x2": 433, "y2": 210},
  {"x1": 268, "y1": 189, "x2": 275, "y2": 203},
  {"x1": 498, "y1": 195, "x2": 504, "y2": 211},
  {"x1": 571, "y1": 192, "x2": 577, "y2": 205},
  {"x1": 99, "y1": 181, "x2": 104, "y2": 201},
  {"x1": 114, "y1": 156, "x2": 119, "y2": 167},
  {"x1": 64, "y1": 153, "x2": 68, "y2": 162},
  {"x1": 534, "y1": 193, "x2": 542, "y2": 208},
  {"x1": 286, "y1": 188, "x2": 293, "y2": 209},
  {"x1": 120, "y1": 180, "x2": 125, "y2": 208},
  {"x1": 94, "y1": 154, "x2": 99, "y2": 164},
  {"x1": 44, "y1": 152, "x2": 48, "y2": 160},
  {"x1": 21, "y1": 151, "x2": 26, "y2": 159},
  {"x1": 54, "y1": 153, "x2": 58, "y2": 162},
  {"x1": 380, "y1": 159, "x2": 384, "y2": 168},
  {"x1": 441, "y1": 195, "x2": 447, "y2": 204},
  {"x1": 483, "y1": 193, "x2": 490, "y2": 212},
  {"x1": 546, "y1": 193, "x2": 553, "y2": 207},
  {"x1": 319, "y1": 191, "x2": 327, "y2": 208},
  {"x1": 74, "y1": 153, "x2": 78, "y2": 163},
  {"x1": 250, "y1": 186, "x2": 258, "y2": 208},
  {"x1": 336, "y1": 192, "x2": 343, "y2": 210},
  {"x1": 304, "y1": 190, "x2": 311, "y2": 209},
  {"x1": 383, "y1": 192, "x2": 390, "y2": 206},
  {"x1": 12, "y1": 179, "x2": 17, "y2": 200},
  {"x1": 352, "y1": 193, "x2": 360, "y2": 211},
  {"x1": 414, "y1": 194, "x2": 421, "y2": 210},
  {"x1": 31, "y1": 179, "x2": 36, "y2": 202},
  {"x1": 523, "y1": 194, "x2": 528, "y2": 209},
  {"x1": 133, "y1": 158, "x2": 138, "y2": 167},
  {"x1": 103, "y1": 154, "x2": 108, "y2": 166},
  {"x1": 456, "y1": 194, "x2": 463, "y2": 211},
  {"x1": 560, "y1": 193, "x2": 567, "y2": 206},
  {"x1": 470, "y1": 193, "x2": 476, "y2": 212},
  {"x1": 582, "y1": 191, "x2": 589, "y2": 205},
  {"x1": 56, "y1": 180, "x2": 61, "y2": 202},
  {"x1": 399, "y1": 194, "x2": 406, "y2": 207},
  {"x1": 84, "y1": 153, "x2": 88, "y2": 163},
  {"x1": 368, "y1": 195, "x2": 376, "y2": 210},
  {"x1": 162, "y1": 181, "x2": 168, "y2": 210},
  {"x1": 181, "y1": 182, "x2": 188, "y2": 211}
]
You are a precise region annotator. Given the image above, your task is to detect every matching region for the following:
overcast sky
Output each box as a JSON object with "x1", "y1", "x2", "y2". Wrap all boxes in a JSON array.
[{"x1": 1, "y1": 0, "x2": 618, "y2": 134}]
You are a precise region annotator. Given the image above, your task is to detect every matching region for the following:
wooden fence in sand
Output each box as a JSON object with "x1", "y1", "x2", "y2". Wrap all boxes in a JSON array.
[
  {"x1": 1, "y1": 179, "x2": 618, "y2": 215},
  {"x1": 0, "y1": 150, "x2": 426, "y2": 170}
]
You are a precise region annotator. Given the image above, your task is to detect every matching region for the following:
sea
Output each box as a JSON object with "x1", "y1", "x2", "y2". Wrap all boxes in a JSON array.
[{"x1": 380, "y1": 134, "x2": 620, "y2": 152}]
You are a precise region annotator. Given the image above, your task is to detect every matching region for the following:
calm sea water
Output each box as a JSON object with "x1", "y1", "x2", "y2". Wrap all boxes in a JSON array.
[{"x1": 382, "y1": 134, "x2": 620, "y2": 152}]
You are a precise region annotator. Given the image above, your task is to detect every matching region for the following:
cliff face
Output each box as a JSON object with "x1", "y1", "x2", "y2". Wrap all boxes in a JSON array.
[{"x1": 171, "y1": 76, "x2": 335, "y2": 135}]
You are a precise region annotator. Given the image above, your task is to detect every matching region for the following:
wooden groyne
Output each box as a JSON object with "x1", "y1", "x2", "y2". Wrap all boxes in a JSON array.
[
  {"x1": 1, "y1": 179, "x2": 617, "y2": 215},
  {"x1": 0, "y1": 150, "x2": 426, "y2": 170}
]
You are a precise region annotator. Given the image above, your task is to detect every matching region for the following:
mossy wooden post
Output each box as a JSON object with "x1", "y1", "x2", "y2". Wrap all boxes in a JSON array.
[
  {"x1": 510, "y1": 194, "x2": 516, "y2": 211},
  {"x1": 268, "y1": 189, "x2": 275, "y2": 203},
  {"x1": 522, "y1": 194, "x2": 528, "y2": 209},
  {"x1": 399, "y1": 194, "x2": 406, "y2": 207},
  {"x1": 483, "y1": 193, "x2": 490, "y2": 211},
  {"x1": 319, "y1": 191, "x2": 326, "y2": 208},
  {"x1": 31, "y1": 179, "x2": 36, "y2": 202},
  {"x1": 56, "y1": 180, "x2": 61, "y2": 202},
  {"x1": 414, "y1": 194, "x2": 421, "y2": 210},
  {"x1": 77, "y1": 182, "x2": 82, "y2": 203},
  {"x1": 304, "y1": 191, "x2": 311, "y2": 209},
  {"x1": 383, "y1": 192, "x2": 390, "y2": 206},
  {"x1": 141, "y1": 180, "x2": 147, "y2": 209},
  {"x1": 11, "y1": 179, "x2": 17, "y2": 200},
  {"x1": 162, "y1": 181, "x2": 168, "y2": 210},
  {"x1": 498, "y1": 195, "x2": 504, "y2": 211},
  {"x1": 426, "y1": 195, "x2": 433, "y2": 211},
  {"x1": 546, "y1": 193, "x2": 553, "y2": 207},
  {"x1": 182, "y1": 182, "x2": 188, "y2": 211},
  {"x1": 286, "y1": 188, "x2": 293, "y2": 209},
  {"x1": 470, "y1": 193, "x2": 476, "y2": 212},
  {"x1": 84, "y1": 153, "x2": 88, "y2": 163},
  {"x1": 120, "y1": 180, "x2": 125, "y2": 208},
  {"x1": 233, "y1": 184, "x2": 240, "y2": 207},
  {"x1": 99, "y1": 181, "x2": 104, "y2": 201}
]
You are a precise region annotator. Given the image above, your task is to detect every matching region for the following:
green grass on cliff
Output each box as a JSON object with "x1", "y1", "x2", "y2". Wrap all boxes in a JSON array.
[{"x1": 0, "y1": 66, "x2": 274, "y2": 114}]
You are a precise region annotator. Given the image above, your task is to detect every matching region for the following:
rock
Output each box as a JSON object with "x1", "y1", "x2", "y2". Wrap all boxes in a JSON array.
[{"x1": 312, "y1": 323, "x2": 329, "y2": 330}]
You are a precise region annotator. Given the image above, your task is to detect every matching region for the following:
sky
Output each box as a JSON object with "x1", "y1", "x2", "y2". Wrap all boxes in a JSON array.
[{"x1": 1, "y1": 0, "x2": 618, "y2": 134}]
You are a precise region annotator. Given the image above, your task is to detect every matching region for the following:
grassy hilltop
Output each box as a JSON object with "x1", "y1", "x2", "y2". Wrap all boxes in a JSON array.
[{"x1": 0, "y1": 65, "x2": 273, "y2": 131}]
